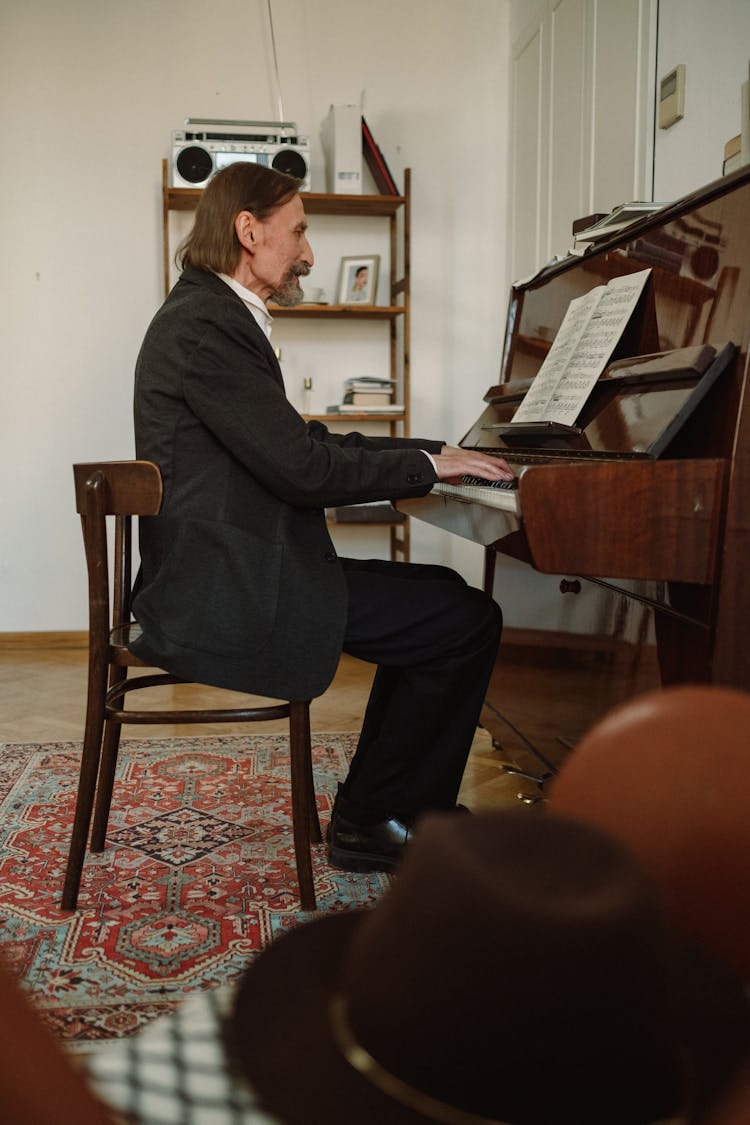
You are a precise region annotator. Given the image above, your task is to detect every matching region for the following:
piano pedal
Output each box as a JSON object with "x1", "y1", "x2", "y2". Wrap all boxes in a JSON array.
[
  {"x1": 492, "y1": 755, "x2": 550, "y2": 802},
  {"x1": 488, "y1": 710, "x2": 559, "y2": 779},
  {"x1": 498, "y1": 761, "x2": 553, "y2": 787}
]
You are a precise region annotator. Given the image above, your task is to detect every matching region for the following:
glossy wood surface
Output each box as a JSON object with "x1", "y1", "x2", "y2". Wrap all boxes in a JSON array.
[
  {"x1": 511, "y1": 167, "x2": 750, "y2": 687},
  {"x1": 270, "y1": 304, "x2": 405, "y2": 319},
  {"x1": 165, "y1": 185, "x2": 406, "y2": 217},
  {"x1": 519, "y1": 458, "x2": 727, "y2": 583},
  {"x1": 73, "y1": 460, "x2": 162, "y2": 516},
  {"x1": 408, "y1": 166, "x2": 750, "y2": 690}
]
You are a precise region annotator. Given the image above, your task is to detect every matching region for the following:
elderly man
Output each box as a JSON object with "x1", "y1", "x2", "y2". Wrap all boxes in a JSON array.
[{"x1": 131, "y1": 161, "x2": 512, "y2": 873}]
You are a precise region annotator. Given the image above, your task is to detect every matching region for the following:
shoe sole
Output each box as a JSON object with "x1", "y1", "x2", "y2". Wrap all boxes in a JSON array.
[{"x1": 327, "y1": 845, "x2": 400, "y2": 874}]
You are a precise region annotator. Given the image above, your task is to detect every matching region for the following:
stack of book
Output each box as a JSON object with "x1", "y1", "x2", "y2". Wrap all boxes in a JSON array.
[
  {"x1": 328, "y1": 377, "x2": 403, "y2": 413},
  {"x1": 572, "y1": 201, "x2": 668, "y2": 247}
]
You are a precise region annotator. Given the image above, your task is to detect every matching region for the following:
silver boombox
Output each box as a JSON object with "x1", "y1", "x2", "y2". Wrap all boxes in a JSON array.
[{"x1": 171, "y1": 118, "x2": 311, "y2": 190}]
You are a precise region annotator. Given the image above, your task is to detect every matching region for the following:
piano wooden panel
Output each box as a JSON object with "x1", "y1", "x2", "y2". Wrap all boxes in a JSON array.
[
  {"x1": 405, "y1": 165, "x2": 750, "y2": 699},
  {"x1": 519, "y1": 458, "x2": 727, "y2": 583}
]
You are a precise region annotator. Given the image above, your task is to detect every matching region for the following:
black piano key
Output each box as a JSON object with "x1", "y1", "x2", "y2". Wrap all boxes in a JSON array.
[{"x1": 461, "y1": 474, "x2": 519, "y2": 490}]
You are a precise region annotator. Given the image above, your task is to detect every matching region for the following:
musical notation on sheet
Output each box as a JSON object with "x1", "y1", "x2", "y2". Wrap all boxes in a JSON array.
[{"x1": 511, "y1": 269, "x2": 652, "y2": 427}]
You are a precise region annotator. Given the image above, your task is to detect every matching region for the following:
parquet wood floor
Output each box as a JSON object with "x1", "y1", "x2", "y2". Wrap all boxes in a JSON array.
[{"x1": 0, "y1": 640, "x2": 660, "y2": 809}]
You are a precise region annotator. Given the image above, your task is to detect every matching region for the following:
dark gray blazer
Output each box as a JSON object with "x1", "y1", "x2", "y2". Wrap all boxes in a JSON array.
[{"x1": 130, "y1": 268, "x2": 442, "y2": 700}]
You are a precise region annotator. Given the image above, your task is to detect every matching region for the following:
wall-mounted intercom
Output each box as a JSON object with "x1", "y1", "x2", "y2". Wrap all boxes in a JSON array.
[{"x1": 659, "y1": 64, "x2": 686, "y2": 129}]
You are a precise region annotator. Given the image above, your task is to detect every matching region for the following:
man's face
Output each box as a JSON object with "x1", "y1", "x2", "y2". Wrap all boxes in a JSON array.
[{"x1": 249, "y1": 194, "x2": 313, "y2": 305}]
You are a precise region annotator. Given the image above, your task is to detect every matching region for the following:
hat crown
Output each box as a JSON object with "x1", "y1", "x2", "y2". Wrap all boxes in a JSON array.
[{"x1": 340, "y1": 811, "x2": 685, "y2": 1125}]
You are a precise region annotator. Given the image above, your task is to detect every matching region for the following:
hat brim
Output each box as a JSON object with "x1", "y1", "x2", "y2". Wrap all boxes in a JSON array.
[
  {"x1": 226, "y1": 908, "x2": 750, "y2": 1125},
  {"x1": 226, "y1": 908, "x2": 436, "y2": 1124}
]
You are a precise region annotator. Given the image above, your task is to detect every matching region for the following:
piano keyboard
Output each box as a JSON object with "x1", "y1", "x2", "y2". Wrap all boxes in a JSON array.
[{"x1": 432, "y1": 474, "x2": 520, "y2": 514}]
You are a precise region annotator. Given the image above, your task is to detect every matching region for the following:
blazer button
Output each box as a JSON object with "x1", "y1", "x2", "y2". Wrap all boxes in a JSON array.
[
  {"x1": 407, "y1": 473, "x2": 423, "y2": 484},
  {"x1": 324, "y1": 550, "x2": 337, "y2": 562}
]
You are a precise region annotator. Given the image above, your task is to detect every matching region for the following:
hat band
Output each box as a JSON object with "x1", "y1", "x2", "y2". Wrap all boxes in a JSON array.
[
  {"x1": 330, "y1": 993, "x2": 507, "y2": 1125},
  {"x1": 330, "y1": 994, "x2": 686, "y2": 1125}
]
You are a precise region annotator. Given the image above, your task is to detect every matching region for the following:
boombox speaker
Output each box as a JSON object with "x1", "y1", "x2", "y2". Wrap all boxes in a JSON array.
[{"x1": 171, "y1": 118, "x2": 311, "y2": 191}]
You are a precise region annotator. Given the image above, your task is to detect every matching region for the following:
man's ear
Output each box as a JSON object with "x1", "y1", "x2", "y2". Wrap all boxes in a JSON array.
[{"x1": 235, "y1": 211, "x2": 259, "y2": 253}]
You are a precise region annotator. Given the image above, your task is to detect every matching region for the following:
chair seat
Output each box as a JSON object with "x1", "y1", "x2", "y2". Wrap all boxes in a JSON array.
[
  {"x1": 110, "y1": 621, "x2": 147, "y2": 666},
  {"x1": 111, "y1": 621, "x2": 142, "y2": 647}
]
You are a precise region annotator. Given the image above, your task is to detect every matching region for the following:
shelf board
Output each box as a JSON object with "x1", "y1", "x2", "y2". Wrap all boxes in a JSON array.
[
  {"x1": 165, "y1": 189, "x2": 202, "y2": 212},
  {"x1": 305, "y1": 412, "x2": 405, "y2": 423},
  {"x1": 164, "y1": 187, "x2": 405, "y2": 217},
  {"x1": 326, "y1": 517, "x2": 405, "y2": 527},
  {"x1": 271, "y1": 304, "x2": 404, "y2": 320},
  {"x1": 302, "y1": 192, "x2": 405, "y2": 216}
]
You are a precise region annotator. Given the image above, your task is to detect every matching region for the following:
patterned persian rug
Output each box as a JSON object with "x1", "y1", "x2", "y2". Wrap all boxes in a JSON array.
[{"x1": 0, "y1": 733, "x2": 388, "y2": 1046}]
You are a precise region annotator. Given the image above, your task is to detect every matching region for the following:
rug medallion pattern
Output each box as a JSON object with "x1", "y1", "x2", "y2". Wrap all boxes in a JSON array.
[{"x1": 0, "y1": 734, "x2": 388, "y2": 1044}]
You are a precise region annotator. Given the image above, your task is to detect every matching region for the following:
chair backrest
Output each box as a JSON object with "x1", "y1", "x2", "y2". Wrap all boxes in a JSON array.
[
  {"x1": 73, "y1": 461, "x2": 162, "y2": 518},
  {"x1": 73, "y1": 461, "x2": 162, "y2": 639}
]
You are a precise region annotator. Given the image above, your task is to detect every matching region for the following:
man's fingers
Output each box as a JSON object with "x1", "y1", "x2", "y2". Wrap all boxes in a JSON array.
[{"x1": 432, "y1": 451, "x2": 515, "y2": 482}]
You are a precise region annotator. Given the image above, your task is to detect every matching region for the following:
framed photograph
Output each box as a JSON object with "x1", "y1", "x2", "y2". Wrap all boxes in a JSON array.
[{"x1": 337, "y1": 255, "x2": 379, "y2": 305}]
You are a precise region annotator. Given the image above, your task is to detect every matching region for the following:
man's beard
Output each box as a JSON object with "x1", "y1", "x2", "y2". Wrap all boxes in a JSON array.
[{"x1": 271, "y1": 264, "x2": 310, "y2": 307}]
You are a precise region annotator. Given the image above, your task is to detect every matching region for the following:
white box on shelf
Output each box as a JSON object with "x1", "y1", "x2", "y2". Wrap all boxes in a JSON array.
[{"x1": 321, "y1": 104, "x2": 362, "y2": 194}]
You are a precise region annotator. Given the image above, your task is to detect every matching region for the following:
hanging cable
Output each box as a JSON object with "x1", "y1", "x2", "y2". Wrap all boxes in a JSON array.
[{"x1": 266, "y1": 0, "x2": 285, "y2": 123}]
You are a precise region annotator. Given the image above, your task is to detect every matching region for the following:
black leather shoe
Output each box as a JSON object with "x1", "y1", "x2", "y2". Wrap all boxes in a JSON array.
[{"x1": 327, "y1": 814, "x2": 412, "y2": 874}]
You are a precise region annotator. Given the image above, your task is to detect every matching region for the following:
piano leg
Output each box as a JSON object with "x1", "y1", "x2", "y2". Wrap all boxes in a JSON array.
[
  {"x1": 482, "y1": 547, "x2": 496, "y2": 597},
  {"x1": 654, "y1": 583, "x2": 714, "y2": 685},
  {"x1": 654, "y1": 612, "x2": 712, "y2": 685}
]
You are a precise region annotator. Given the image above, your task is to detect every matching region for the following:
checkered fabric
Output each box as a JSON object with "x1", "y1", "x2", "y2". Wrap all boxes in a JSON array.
[{"x1": 85, "y1": 985, "x2": 279, "y2": 1124}]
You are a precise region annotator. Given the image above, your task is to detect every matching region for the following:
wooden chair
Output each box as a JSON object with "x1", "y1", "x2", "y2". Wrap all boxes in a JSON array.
[{"x1": 62, "y1": 461, "x2": 321, "y2": 912}]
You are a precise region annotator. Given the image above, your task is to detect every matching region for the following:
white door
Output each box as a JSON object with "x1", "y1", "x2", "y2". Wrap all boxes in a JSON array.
[{"x1": 510, "y1": 0, "x2": 656, "y2": 280}]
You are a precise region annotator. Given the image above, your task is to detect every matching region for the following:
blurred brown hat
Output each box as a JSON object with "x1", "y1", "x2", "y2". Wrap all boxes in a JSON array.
[
  {"x1": 227, "y1": 809, "x2": 749, "y2": 1125},
  {"x1": 549, "y1": 684, "x2": 750, "y2": 983}
]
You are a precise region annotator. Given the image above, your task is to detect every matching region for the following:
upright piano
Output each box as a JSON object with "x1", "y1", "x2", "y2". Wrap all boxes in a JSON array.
[{"x1": 399, "y1": 166, "x2": 750, "y2": 732}]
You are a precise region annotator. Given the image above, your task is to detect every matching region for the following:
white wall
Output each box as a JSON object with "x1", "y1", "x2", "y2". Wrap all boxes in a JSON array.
[
  {"x1": 654, "y1": 0, "x2": 750, "y2": 200},
  {"x1": 0, "y1": 0, "x2": 511, "y2": 632},
  {"x1": 508, "y1": 0, "x2": 656, "y2": 280},
  {"x1": 510, "y1": 0, "x2": 750, "y2": 207}
]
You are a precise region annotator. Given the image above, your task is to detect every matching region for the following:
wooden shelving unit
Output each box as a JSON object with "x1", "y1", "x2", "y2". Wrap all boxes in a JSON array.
[{"x1": 161, "y1": 160, "x2": 412, "y2": 560}]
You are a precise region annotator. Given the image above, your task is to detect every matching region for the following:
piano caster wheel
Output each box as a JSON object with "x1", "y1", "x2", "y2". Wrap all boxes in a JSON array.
[{"x1": 518, "y1": 790, "x2": 546, "y2": 805}]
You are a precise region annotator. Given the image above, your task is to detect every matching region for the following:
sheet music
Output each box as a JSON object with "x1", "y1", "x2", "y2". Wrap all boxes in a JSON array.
[{"x1": 511, "y1": 269, "x2": 651, "y2": 427}]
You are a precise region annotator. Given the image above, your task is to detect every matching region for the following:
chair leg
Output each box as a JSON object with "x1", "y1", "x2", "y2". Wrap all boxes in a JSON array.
[
  {"x1": 289, "y1": 700, "x2": 317, "y2": 911},
  {"x1": 90, "y1": 718, "x2": 123, "y2": 852},
  {"x1": 61, "y1": 665, "x2": 107, "y2": 910},
  {"x1": 299, "y1": 701, "x2": 322, "y2": 844},
  {"x1": 90, "y1": 667, "x2": 127, "y2": 851},
  {"x1": 307, "y1": 751, "x2": 323, "y2": 844}
]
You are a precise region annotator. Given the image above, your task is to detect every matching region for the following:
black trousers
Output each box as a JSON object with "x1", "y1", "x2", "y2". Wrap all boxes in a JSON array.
[{"x1": 335, "y1": 557, "x2": 502, "y2": 823}]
